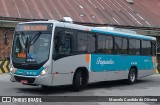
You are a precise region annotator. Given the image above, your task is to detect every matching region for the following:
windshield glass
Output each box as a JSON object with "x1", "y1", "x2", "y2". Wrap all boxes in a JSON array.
[{"x1": 12, "y1": 23, "x2": 53, "y2": 65}]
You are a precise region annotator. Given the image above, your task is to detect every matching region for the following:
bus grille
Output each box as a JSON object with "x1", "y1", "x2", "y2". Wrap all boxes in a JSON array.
[{"x1": 14, "y1": 76, "x2": 35, "y2": 84}]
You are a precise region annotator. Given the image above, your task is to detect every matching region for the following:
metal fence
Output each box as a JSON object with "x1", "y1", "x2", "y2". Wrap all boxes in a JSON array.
[{"x1": 0, "y1": 28, "x2": 14, "y2": 61}]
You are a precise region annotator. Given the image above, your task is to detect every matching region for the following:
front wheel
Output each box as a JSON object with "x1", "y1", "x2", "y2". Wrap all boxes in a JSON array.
[
  {"x1": 72, "y1": 70, "x2": 88, "y2": 91},
  {"x1": 72, "y1": 70, "x2": 82, "y2": 91},
  {"x1": 127, "y1": 68, "x2": 137, "y2": 84}
]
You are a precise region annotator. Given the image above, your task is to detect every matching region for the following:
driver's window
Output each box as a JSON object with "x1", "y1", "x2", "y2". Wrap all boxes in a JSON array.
[
  {"x1": 54, "y1": 28, "x2": 72, "y2": 55},
  {"x1": 54, "y1": 31, "x2": 64, "y2": 54}
]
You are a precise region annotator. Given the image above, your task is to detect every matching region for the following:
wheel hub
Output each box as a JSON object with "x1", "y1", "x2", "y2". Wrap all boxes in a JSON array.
[{"x1": 130, "y1": 72, "x2": 135, "y2": 82}]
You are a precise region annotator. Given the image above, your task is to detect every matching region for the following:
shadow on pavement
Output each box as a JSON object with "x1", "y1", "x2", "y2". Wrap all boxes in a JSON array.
[{"x1": 16, "y1": 79, "x2": 153, "y2": 95}]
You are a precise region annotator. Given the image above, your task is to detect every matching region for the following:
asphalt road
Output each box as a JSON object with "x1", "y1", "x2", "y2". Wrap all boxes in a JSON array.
[{"x1": 0, "y1": 73, "x2": 160, "y2": 105}]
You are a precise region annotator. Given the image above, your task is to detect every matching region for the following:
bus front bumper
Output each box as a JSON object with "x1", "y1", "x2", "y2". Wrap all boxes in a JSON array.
[{"x1": 10, "y1": 73, "x2": 52, "y2": 86}]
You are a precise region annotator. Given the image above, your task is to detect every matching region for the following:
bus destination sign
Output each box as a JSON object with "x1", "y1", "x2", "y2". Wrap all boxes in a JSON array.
[
  {"x1": 16, "y1": 23, "x2": 53, "y2": 31},
  {"x1": 23, "y1": 25, "x2": 48, "y2": 31}
]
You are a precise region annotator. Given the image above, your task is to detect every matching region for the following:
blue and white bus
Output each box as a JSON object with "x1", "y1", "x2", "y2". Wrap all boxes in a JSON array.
[{"x1": 10, "y1": 20, "x2": 156, "y2": 91}]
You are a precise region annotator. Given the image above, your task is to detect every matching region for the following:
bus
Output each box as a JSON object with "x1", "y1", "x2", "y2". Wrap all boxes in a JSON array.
[{"x1": 10, "y1": 20, "x2": 156, "y2": 91}]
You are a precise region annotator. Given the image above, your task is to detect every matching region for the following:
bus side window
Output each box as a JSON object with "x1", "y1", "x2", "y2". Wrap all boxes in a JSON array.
[
  {"x1": 151, "y1": 41, "x2": 156, "y2": 56},
  {"x1": 65, "y1": 34, "x2": 72, "y2": 54},
  {"x1": 54, "y1": 28, "x2": 65, "y2": 54},
  {"x1": 97, "y1": 35, "x2": 106, "y2": 53},
  {"x1": 141, "y1": 40, "x2": 152, "y2": 55},
  {"x1": 54, "y1": 27, "x2": 73, "y2": 55},
  {"x1": 129, "y1": 39, "x2": 140, "y2": 55},
  {"x1": 114, "y1": 37, "x2": 123, "y2": 54},
  {"x1": 54, "y1": 35, "x2": 60, "y2": 54},
  {"x1": 55, "y1": 34, "x2": 72, "y2": 54}
]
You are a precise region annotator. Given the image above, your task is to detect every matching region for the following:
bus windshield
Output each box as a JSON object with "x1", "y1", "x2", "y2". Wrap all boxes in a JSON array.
[
  {"x1": 12, "y1": 23, "x2": 53, "y2": 67},
  {"x1": 12, "y1": 31, "x2": 52, "y2": 64}
]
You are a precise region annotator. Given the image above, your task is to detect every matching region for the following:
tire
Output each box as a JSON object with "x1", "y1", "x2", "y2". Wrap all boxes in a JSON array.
[
  {"x1": 72, "y1": 70, "x2": 84, "y2": 91},
  {"x1": 127, "y1": 68, "x2": 137, "y2": 84}
]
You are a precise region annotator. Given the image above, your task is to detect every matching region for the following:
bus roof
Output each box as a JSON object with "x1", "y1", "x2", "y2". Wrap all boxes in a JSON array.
[
  {"x1": 90, "y1": 28, "x2": 156, "y2": 41},
  {"x1": 17, "y1": 20, "x2": 156, "y2": 41},
  {"x1": 61, "y1": 21, "x2": 156, "y2": 41}
]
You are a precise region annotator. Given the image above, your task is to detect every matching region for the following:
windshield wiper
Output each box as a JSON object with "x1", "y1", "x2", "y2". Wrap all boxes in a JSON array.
[
  {"x1": 20, "y1": 32, "x2": 26, "y2": 46},
  {"x1": 23, "y1": 31, "x2": 41, "y2": 48},
  {"x1": 25, "y1": 36, "x2": 29, "y2": 55},
  {"x1": 30, "y1": 32, "x2": 41, "y2": 45},
  {"x1": 24, "y1": 32, "x2": 41, "y2": 53}
]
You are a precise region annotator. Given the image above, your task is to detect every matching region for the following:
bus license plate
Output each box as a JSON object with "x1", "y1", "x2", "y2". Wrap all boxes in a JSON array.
[{"x1": 21, "y1": 80, "x2": 28, "y2": 84}]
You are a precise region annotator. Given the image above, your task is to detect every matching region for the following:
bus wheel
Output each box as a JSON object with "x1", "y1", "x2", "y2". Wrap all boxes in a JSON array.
[
  {"x1": 127, "y1": 68, "x2": 137, "y2": 84},
  {"x1": 73, "y1": 70, "x2": 83, "y2": 91}
]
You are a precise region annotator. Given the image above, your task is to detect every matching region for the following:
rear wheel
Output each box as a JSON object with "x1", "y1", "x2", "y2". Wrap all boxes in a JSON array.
[{"x1": 127, "y1": 68, "x2": 137, "y2": 84}]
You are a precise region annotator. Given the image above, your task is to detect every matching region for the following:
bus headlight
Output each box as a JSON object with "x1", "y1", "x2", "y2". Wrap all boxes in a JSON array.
[
  {"x1": 10, "y1": 67, "x2": 17, "y2": 74},
  {"x1": 40, "y1": 68, "x2": 48, "y2": 76}
]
